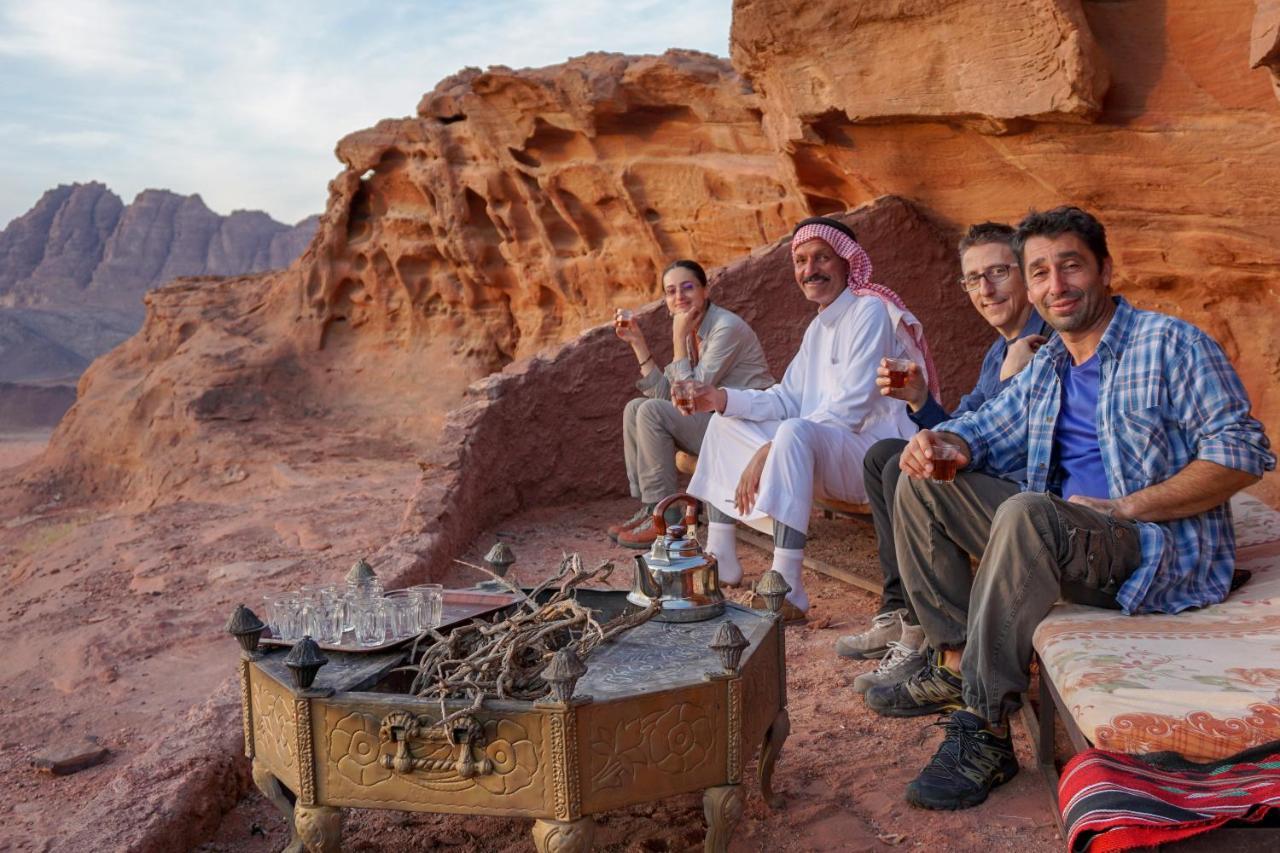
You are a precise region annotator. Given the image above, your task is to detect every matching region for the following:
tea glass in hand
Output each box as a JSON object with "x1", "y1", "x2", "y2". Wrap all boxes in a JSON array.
[
  {"x1": 615, "y1": 308, "x2": 634, "y2": 331},
  {"x1": 884, "y1": 357, "x2": 913, "y2": 389},
  {"x1": 929, "y1": 442, "x2": 961, "y2": 482},
  {"x1": 672, "y1": 379, "x2": 697, "y2": 415}
]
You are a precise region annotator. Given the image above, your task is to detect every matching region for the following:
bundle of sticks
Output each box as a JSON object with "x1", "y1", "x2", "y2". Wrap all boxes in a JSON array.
[{"x1": 405, "y1": 553, "x2": 657, "y2": 731}]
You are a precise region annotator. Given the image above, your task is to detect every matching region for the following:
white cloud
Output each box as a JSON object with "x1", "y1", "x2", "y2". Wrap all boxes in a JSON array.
[
  {"x1": 0, "y1": 0, "x2": 158, "y2": 75},
  {"x1": 0, "y1": 0, "x2": 733, "y2": 226}
]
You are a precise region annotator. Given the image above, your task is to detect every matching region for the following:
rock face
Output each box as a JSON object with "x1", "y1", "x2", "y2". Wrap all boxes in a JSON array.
[
  {"x1": 17, "y1": 2, "x2": 1280, "y2": 512},
  {"x1": 309, "y1": 50, "x2": 805, "y2": 370},
  {"x1": 1, "y1": 182, "x2": 317, "y2": 317},
  {"x1": 0, "y1": 382, "x2": 77, "y2": 431},
  {"x1": 396, "y1": 196, "x2": 986, "y2": 579},
  {"x1": 1255, "y1": 0, "x2": 1280, "y2": 100},
  {"x1": 730, "y1": 0, "x2": 1280, "y2": 483},
  {"x1": 732, "y1": 0, "x2": 1109, "y2": 141}
]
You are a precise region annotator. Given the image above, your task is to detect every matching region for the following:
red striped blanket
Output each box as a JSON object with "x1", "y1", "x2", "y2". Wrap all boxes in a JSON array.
[{"x1": 1059, "y1": 741, "x2": 1280, "y2": 851}]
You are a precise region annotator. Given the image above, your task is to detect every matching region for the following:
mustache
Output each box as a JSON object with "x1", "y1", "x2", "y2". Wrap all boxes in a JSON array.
[
  {"x1": 803, "y1": 274, "x2": 830, "y2": 284},
  {"x1": 1042, "y1": 288, "x2": 1083, "y2": 303}
]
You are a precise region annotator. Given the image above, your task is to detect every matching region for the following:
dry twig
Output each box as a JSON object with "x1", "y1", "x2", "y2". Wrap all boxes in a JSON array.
[{"x1": 398, "y1": 554, "x2": 655, "y2": 736}]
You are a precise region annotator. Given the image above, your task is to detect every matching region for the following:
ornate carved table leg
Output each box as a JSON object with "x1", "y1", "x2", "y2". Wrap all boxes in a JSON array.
[
  {"x1": 252, "y1": 759, "x2": 303, "y2": 853},
  {"x1": 532, "y1": 816, "x2": 595, "y2": 852},
  {"x1": 703, "y1": 784, "x2": 744, "y2": 853},
  {"x1": 294, "y1": 804, "x2": 342, "y2": 853},
  {"x1": 758, "y1": 708, "x2": 790, "y2": 809}
]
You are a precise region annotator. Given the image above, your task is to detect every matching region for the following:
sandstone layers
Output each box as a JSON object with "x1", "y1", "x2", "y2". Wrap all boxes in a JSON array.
[
  {"x1": 14, "y1": 51, "x2": 818, "y2": 510},
  {"x1": 23, "y1": 0, "x2": 1280, "y2": 516},
  {"x1": 309, "y1": 50, "x2": 806, "y2": 370},
  {"x1": 730, "y1": 0, "x2": 1280, "y2": 461}
]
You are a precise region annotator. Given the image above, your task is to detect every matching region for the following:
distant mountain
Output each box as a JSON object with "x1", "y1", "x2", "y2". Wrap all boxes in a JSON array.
[
  {"x1": 0, "y1": 182, "x2": 317, "y2": 319},
  {"x1": 0, "y1": 182, "x2": 318, "y2": 427}
]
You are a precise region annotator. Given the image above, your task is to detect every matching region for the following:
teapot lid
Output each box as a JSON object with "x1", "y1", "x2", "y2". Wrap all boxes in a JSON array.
[{"x1": 647, "y1": 522, "x2": 707, "y2": 566}]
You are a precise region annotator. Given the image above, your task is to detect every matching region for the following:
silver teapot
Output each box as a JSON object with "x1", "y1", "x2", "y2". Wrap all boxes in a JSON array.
[{"x1": 627, "y1": 493, "x2": 725, "y2": 622}]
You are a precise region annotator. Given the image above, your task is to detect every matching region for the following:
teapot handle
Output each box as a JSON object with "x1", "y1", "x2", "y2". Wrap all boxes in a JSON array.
[{"x1": 652, "y1": 492, "x2": 699, "y2": 536}]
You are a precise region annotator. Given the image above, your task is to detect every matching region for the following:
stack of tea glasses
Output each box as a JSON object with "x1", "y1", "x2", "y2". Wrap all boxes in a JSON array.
[{"x1": 262, "y1": 580, "x2": 444, "y2": 649}]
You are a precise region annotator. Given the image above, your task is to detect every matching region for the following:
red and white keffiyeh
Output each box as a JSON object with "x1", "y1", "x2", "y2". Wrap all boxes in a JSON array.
[{"x1": 791, "y1": 222, "x2": 941, "y2": 399}]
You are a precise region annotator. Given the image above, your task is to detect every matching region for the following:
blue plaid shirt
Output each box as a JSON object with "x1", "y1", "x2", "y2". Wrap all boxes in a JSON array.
[{"x1": 938, "y1": 298, "x2": 1274, "y2": 615}]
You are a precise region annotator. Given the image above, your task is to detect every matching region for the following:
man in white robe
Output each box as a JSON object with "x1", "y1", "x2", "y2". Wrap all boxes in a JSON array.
[{"x1": 685, "y1": 217, "x2": 931, "y2": 619}]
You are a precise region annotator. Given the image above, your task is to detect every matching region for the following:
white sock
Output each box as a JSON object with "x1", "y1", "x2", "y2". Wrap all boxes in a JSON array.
[
  {"x1": 706, "y1": 522, "x2": 742, "y2": 585},
  {"x1": 770, "y1": 547, "x2": 808, "y2": 611}
]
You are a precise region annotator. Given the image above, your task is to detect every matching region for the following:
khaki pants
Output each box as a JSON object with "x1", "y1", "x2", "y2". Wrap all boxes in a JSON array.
[
  {"x1": 622, "y1": 397, "x2": 711, "y2": 504},
  {"x1": 894, "y1": 470, "x2": 1142, "y2": 722}
]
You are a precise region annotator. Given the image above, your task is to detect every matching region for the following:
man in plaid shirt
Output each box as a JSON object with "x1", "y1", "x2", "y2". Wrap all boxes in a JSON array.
[{"x1": 864, "y1": 206, "x2": 1275, "y2": 811}]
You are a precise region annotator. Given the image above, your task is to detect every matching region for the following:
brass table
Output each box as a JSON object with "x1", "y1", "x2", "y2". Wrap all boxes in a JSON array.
[{"x1": 237, "y1": 596, "x2": 789, "y2": 852}]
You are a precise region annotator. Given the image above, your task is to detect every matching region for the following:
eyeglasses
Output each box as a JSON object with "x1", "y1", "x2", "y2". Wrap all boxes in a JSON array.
[{"x1": 959, "y1": 264, "x2": 1018, "y2": 291}]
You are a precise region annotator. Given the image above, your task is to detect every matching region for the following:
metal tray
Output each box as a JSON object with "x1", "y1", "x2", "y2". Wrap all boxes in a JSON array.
[{"x1": 260, "y1": 589, "x2": 518, "y2": 653}]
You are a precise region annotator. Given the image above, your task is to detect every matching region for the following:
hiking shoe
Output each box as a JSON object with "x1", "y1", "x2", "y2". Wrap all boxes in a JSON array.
[
  {"x1": 905, "y1": 710, "x2": 1018, "y2": 810},
  {"x1": 617, "y1": 517, "x2": 660, "y2": 549},
  {"x1": 864, "y1": 654, "x2": 963, "y2": 717},
  {"x1": 853, "y1": 623, "x2": 927, "y2": 693},
  {"x1": 835, "y1": 608, "x2": 906, "y2": 659},
  {"x1": 607, "y1": 505, "x2": 651, "y2": 541},
  {"x1": 617, "y1": 505, "x2": 686, "y2": 549}
]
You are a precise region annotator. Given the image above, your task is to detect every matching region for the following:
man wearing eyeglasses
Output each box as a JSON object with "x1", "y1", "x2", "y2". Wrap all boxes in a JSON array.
[
  {"x1": 836, "y1": 223, "x2": 1051, "y2": 684},
  {"x1": 868, "y1": 206, "x2": 1272, "y2": 812}
]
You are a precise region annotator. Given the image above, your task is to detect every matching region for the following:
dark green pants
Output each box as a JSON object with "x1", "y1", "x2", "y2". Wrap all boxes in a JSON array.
[{"x1": 894, "y1": 470, "x2": 1142, "y2": 722}]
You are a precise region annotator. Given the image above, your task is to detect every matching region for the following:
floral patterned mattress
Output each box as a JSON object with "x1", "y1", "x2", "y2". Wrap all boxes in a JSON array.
[{"x1": 1033, "y1": 493, "x2": 1280, "y2": 762}]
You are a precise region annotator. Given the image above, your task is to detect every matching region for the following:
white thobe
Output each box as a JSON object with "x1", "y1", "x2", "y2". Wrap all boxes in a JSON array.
[{"x1": 687, "y1": 289, "x2": 919, "y2": 535}]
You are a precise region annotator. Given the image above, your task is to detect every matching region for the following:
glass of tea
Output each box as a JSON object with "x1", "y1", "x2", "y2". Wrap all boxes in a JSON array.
[
  {"x1": 672, "y1": 379, "x2": 697, "y2": 414},
  {"x1": 884, "y1": 357, "x2": 913, "y2": 389},
  {"x1": 930, "y1": 442, "x2": 961, "y2": 482},
  {"x1": 615, "y1": 308, "x2": 634, "y2": 331}
]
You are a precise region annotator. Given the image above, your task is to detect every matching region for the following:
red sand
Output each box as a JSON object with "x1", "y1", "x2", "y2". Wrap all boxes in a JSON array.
[
  {"x1": 1, "y1": 420, "x2": 1059, "y2": 851},
  {"x1": 0, "y1": 431, "x2": 51, "y2": 472}
]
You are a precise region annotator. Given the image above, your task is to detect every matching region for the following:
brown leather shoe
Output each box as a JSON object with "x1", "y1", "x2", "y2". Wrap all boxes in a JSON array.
[
  {"x1": 607, "y1": 506, "x2": 651, "y2": 542},
  {"x1": 749, "y1": 594, "x2": 808, "y2": 624}
]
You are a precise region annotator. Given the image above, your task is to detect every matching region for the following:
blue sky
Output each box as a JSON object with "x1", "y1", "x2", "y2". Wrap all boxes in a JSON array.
[{"x1": 0, "y1": 0, "x2": 732, "y2": 227}]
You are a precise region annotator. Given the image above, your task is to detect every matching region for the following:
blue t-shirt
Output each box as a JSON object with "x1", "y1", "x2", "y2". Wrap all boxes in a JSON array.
[{"x1": 1052, "y1": 354, "x2": 1109, "y2": 499}]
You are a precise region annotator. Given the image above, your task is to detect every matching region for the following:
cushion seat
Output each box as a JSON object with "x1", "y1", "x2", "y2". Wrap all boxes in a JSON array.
[{"x1": 1033, "y1": 493, "x2": 1280, "y2": 762}]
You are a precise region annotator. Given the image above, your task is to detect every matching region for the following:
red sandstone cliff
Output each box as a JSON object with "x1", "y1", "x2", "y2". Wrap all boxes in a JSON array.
[
  {"x1": 730, "y1": 0, "x2": 1280, "y2": 462},
  {"x1": 305, "y1": 50, "x2": 806, "y2": 370},
  {"x1": 14, "y1": 1, "x2": 1280, "y2": 515},
  {"x1": 9, "y1": 51, "x2": 814, "y2": 509}
]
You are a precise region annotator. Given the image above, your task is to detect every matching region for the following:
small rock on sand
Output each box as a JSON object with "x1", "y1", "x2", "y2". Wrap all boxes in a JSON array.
[{"x1": 31, "y1": 738, "x2": 110, "y2": 776}]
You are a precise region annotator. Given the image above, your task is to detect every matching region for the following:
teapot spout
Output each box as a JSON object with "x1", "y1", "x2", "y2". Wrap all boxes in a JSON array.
[{"x1": 632, "y1": 553, "x2": 660, "y2": 599}]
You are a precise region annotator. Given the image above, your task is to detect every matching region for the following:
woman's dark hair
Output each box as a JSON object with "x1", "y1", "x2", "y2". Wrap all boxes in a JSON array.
[
  {"x1": 662, "y1": 259, "x2": 708, "y2": 288},
  {"x1": 793, "y1": 216, "x2": 856, "y2": 243}
]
